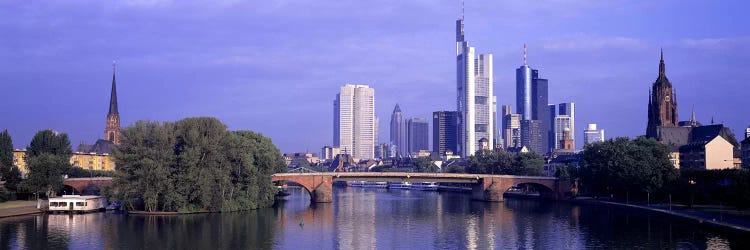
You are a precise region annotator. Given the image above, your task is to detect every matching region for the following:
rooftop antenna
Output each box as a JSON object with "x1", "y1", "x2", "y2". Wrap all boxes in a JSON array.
[
  {"x1": 523, "y1": 44, "x2": 527, "y2": 65},
  {"x1": 461, "y1": 0, "x2": 465, "y2": 21},
  {"x1": 112, "y1": 60, "x2": 116, "y2": 73}
]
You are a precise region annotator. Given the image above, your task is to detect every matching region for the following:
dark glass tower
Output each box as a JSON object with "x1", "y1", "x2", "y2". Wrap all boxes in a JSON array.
[{"x1": 433, "y1": 111, "x2": 459, "y2": 156}]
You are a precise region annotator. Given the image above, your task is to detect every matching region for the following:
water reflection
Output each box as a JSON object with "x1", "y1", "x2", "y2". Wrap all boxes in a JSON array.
[{"x1": 0, "y1": 186, "x2": 747, "y2": 249}]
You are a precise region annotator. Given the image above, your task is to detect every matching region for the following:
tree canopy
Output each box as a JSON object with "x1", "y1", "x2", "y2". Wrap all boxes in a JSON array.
[
  {"x1": 579, "y1": 137, "x2": 677, "y2": 196},
  {"x1": 411, "y1": 157, "x2": 439, "y2": 173},
  {"x1": 113, "y1": 117, "x2": 286, "y2": 212},
  {"x1": 467, "y1": 150, "x2": 545, "y2": 176},
  {"x1": 19, "y1": 130, "x2": 73, "y2": 198}
]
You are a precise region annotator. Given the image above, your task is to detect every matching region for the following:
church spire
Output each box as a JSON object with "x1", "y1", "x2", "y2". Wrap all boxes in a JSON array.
[
  {"x1": 109, "y1": 61, "x2": 119, "y2": 115},
  {"x1": 659, "y1": 48, "x2": 666, "y2": 77}
]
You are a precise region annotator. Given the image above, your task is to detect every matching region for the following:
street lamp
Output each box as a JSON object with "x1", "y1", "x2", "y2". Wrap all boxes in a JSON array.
[{"x1": 688, "y1": 179, "x2": 697, "y2": 208}]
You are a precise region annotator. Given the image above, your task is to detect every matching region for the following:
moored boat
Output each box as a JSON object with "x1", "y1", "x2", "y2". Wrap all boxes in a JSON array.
[
  {"x1": 388, "y1": 182, "x2": 411, "y2": 189},
  {"x1": 411, "y1": 182, "x2": 439, "y2": 191},
  {"x1": 48, "y1": 195, "x2": 107, "y2": 214}
]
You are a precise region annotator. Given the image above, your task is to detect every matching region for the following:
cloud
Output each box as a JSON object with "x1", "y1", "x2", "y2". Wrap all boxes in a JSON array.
[{"x1": 677, "y1": 37, "x2": 750, "y2": 49}]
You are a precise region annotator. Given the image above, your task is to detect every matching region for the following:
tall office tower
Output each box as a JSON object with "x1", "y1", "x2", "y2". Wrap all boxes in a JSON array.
[
  {"x1": 105, "y1": 62, "x2": 121, "y2": 144},
  {"x1": 334, "y1": 84, "x2": 375, "y2": 160},
  {"x1": 584, "y1": 124, "x2": 605, "y2": 145},
  {"x1": 646, "y1": 49, "x2": 678, "y2": 138},
  {"x1": 548, "y1": 104, "x2": 556, "y2": 153},
  {"x1": 521, "y1": 120, "x2": 542, "y2": 153},
  {"x1": 503, "y1": 112, "x2": 521, "y2": 149},
  {"x1": 433, "y1": 111, "x2": 459, "y2": 156},
  {"x1": 516, "y1": 45, "x2": 549, "y2": 153},
  {"x1": 554, "y1": 115, "x2": 572, "y2": 150},
  {"x1": 746, "y1": 126, "x2": 750, "y2": 139},
  {"x1": 407, "y1": 118, "x2": 429, "y2": 154},
  {"x1": 492, "y1": 96, "x2": 498, "y2": 147},
  {"x1": 456, "y1": 8, "x2": 495, "y2": 157},
  {"x1": 557, "y1": 102, "x2": 575, "y2": 149},
  {"x1": 389, "y1": 104, "x2": 406, "y2": 157}
]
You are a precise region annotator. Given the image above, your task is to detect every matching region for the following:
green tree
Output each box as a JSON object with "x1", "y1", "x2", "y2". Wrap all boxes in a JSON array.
[
  {"x1": 467, "y1": 150, "x2": 545, "y2": 176},
  {"x1": 412, "y1": 157, "x2": 438, "y2": 173},
  {"x1": 579, "y1": 136, "x2": 677, "y2": 198},
  {"x1": 0, "y1": 130, "x2": 22, "y2": 193},
  {"x1": 112, "y1": 118, "x2": 285, "y2": 212},
  {"x1": 19, "y1": 129, "x2": 73, "y2": 198}
]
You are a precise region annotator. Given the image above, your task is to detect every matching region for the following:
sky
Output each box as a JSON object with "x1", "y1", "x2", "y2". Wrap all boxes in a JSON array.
[{"x1": 1, "y1": 0, "x2": 748, "y2": 153}]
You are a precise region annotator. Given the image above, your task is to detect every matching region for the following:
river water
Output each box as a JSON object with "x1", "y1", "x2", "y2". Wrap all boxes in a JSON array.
[{"x1": 1, "y1": 186, "x2": 747, "y2": 249}]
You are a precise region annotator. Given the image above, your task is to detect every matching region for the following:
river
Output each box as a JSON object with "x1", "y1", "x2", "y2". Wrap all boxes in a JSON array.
[{"x1": 1, "y1": 186, "x2": 747, "y2": 249}]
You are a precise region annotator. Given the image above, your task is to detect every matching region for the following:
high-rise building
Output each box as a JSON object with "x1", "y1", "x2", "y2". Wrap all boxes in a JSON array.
[
  {"x1": 646, "y1": 49, "x2": 678, "y2": 138},
  {"x1": 407, "y1": 118, "x2": 429, "y2": 154},
  {"x1": 433, "y1": 111, "x2": 459, "y2": 156},
  {"x1": 745, "y1": 126, "x2": 750, "y2": 139},
  {"x1": 548, "y1": 104, "x2": 556, "y2": 153},
  {"x1": 502, "y1": 105, "x2": 521, "y2": 149},
  {"x1": 455, "y1": 7, "x2": 495, "y2": 157},
  {"x1": 516, "y1": 45, "x2": 549, "y2": 154},
  {"x1": 555, "y1": 102, "x2": 575, "y2": 150},
  {"x1": 389, "y1": 104, "x2": 408, "y2": 157},
  {"x1": 333, "y1": 84, "x2": 375, "y2": 160},
  {"x1": 584, "y1": 124, "x2": 605, "y2": 145},
  {"x1": 105, "y1": 63, "x2": 120, "y2": 144},
  {"x1": 521, "y1": 120, "x2": 542, "y2": 153},
  {"x1": 554, "y1": 115, "x2": 572, "y2": 150}
]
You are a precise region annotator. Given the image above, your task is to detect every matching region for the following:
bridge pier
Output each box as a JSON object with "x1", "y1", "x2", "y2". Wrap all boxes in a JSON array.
[{"x1": 472, "y1": 177, "x2": 512, "y2": 202}]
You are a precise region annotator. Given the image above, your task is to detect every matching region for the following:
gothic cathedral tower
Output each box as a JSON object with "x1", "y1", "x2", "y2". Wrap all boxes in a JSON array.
[
  {"x1": 105, "y1": 63, "x2": 120, "y2": 144},
  {"x1": 646, "y1": 50, "x2": 678, "y2": 138}
]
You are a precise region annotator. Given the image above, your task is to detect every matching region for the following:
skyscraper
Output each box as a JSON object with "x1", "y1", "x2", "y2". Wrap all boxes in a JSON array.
[
  {"x1": 555, "y1": 102, "x2": 575, "y2": 150},
  {"x1": 554, "y1": 115, "x2": 572, "y2": 150},
  {"x1": 516, "y1": 45, "x2": 549, "y2": 154},
  {"x1": 502, "y1": 105, "x2": 521, "y2": 149},
  {"x1": 521, "y1": 120, "x2": 542, "y2": 153},
  {"x1": 390, "y1": 103, "x2": 409, "y2": 156},
  {"x1": 646, "y1": 49, "x2": 678, "y2": 138},
  {"x1": 433, "y1": 111, "x2": 459, "y2": 156},
  {"x1": 407, "y1": 118, "x2": 429, "y2": 154},
  {"x1": 334, "y1": 84, "x2": 375, "y2": 160},
  {"x1": 105, "y1": 62, "x2": 120, "y2": 144},
  {"x1": 584, "y1": 124, "x2": 605, "y2": 145},
  {"x1": 456, "y1": 7, "x2": 495, "y2": 157}
]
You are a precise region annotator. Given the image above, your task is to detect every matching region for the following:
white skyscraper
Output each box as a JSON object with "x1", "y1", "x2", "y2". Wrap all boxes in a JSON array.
[
  {"x1": 334, "y1": 84, "x2": 375, "y2": 160},
  {"x1": 584, "y1": 123, "x2": 605, "y2": 145},
  {"x1": 456, "y1": 9, "x2": 495, "y2": 157},
  {"x1": 554, "y1": 115, "x2": 573, "y2": 149}
]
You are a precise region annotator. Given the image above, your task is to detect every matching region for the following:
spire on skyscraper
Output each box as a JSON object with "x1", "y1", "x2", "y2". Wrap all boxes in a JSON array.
[
  {"x1": 523, "y1": 44, "x2": 527, "y2": 65},
  {"x1": 659, "y1": 48, "x2": 666, "y2": 77}
]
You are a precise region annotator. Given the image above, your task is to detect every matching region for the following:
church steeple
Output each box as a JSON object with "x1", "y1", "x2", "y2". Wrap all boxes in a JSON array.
[
  {"x1": 659, "y1": 48, "x2": 666, "y2": 77},
  {"x1": 109, "y1": 62, "x2": 118, "y2": 115},
  {"x1": 105, "y1": 61, "x2": 121, "y2": 144}
]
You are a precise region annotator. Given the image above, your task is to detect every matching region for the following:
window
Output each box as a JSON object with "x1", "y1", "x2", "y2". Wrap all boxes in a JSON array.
[{"x1": 75, "y1": 202, "x2": 85, "y2": 207}]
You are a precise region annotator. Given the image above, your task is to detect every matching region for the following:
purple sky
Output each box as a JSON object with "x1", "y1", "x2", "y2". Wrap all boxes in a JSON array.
[{"x1": 1, "y1": 1, "x2": 748, "y2": 153}]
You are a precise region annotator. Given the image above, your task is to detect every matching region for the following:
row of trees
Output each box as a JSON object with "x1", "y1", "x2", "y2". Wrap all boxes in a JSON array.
[
  {"x1": 112, "y1": 117, "x2": 286, "y2": 212},
  {"x1": 0, "y1": 129, "x2": 74, "y2": 201},
  {"x1": 466, "y1": 150, "x2": 546, "y2": 176}
]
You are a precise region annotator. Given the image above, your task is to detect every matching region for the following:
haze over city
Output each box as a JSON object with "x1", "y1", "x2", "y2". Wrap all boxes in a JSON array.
[{"x1": 1, "y1": 0, "x2": 748, "y2": 153}]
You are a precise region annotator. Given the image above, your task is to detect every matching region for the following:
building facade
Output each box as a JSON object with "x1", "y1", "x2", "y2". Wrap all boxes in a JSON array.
[
  {"x1": 389, "y1": 104, "x2": 408, "y2": 157},
  {"x1": 646, "y1": 50, "x2": 679, "y2": 138},
  {"x1": 322, "y1": 146, "x2": 341, "y2": 161},
  {"x1": 456, "y1": 11, "x2": 495, "y2": 157},
  {"x1": 516, "y1": 45, "x2": 549, "y2": 154},
  {"x1": 334, "y1": 84, "x2": 375, "y2": 160},
  {"x1": 105, "y1": 63, "x2": 120, "y2": 144},
  {"x1": 407, "y1": 118, "x2": 429, "y2": 154},
  {"x1": 583, "y1": 124, "x2": 605, "y2": 145},
  {"x1": 680, "y1": 135, "x2": 735, "y2": 170},
  {"x1": 433, "y1": 111, "x2": 459, "y2": 156},
  {"x1": 521, "y1": 120, "x2": 542, "y2": 153},
  {"x1": 742, "y1": 138, "x2": 750, "y2": 169},
  {"x1": 501, "y1": 105, "x2": 521, "y2": 149},
  {"x1": 554, "y1": 115, "x2": 573, "y2": 150}
]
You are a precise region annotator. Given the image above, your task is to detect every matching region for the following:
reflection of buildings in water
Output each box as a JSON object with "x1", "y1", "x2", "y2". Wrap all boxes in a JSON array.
[
  {"x1": 335, "y1": 187, "x2": 377, "y2": 249},
  {"x1": 465, "y1": 216, "x2": 479, "y2": 250}
]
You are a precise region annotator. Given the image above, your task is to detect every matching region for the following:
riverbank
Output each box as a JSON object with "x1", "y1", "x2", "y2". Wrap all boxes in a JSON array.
[
  {"x1": 0, "y1": 201, "x2": 42, "y2": 218},
  {"x1": 573, "y1": 198, "x2": 750, "y2": 234}
]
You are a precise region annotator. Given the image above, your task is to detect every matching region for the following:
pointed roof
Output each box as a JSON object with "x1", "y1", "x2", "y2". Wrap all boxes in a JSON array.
[
  {"x1": 109, "y1": 62, "x2": 118, "y2": 115},
  {"x1": 392, "y1": 103, "x2": 401, "y2": 114}
]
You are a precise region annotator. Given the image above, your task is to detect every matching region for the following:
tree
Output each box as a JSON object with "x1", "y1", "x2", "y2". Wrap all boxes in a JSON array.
[
  {"x1": 0, "y1": 129, "x2": 22, "y2": 193},
  {"x1": 18, "y1": 130, "x2": 73, "y2": 198},
  {"x1": 467, "y1": 150, "x2": 545, "y2": 176},
  {"x1": 579, "y1": 136, "x2": 677, "y2": 198},
  {"x1": 112, "y1": 118, "x2": 285, "y2": 212},
  {"x1": 412, "y1": 157, "x2": 438, "y2": 173}
]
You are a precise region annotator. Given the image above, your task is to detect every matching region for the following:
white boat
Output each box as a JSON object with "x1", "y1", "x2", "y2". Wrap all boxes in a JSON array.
[
  {"x1": 388, "y1": 182, "x2": 411, "y2": 189},
  {"x1": 347, "y1": 181, "x2": 365, "y2": 187},
  {"x1": 411, "y1": 182, "x2": 439, "y2": 191},
  {"x1": 48, "y1": 195, "x2": 107, "y2": 213},
  {"x1": 362, "y1": 182, "x2": 388, "y2": 188}
]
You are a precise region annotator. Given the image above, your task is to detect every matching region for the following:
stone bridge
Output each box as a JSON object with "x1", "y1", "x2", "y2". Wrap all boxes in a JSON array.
[
  {"x1": 63, "y1": 177, "x2": 113, "y2": 195},
  {"x1": 271, "y1": 172, "x2": 570, "y2": 203}
]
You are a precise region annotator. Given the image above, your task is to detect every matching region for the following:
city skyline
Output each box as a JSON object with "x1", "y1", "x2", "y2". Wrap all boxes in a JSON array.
[{"x1": 1, "y1": 1, "x2": 748, "y2": 153}]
